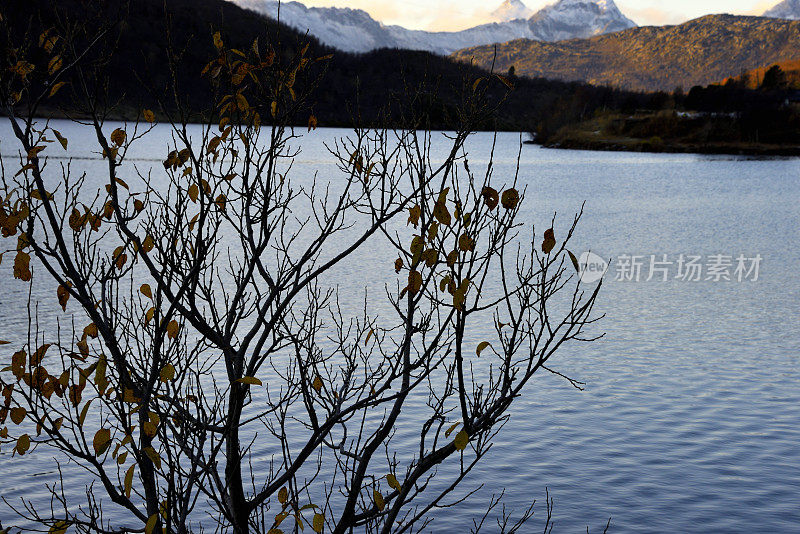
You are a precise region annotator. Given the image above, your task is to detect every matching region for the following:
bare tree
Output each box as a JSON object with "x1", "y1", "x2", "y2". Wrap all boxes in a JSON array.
[{"x1": 0, "y1": 5, "x2": 602, "y2": 533}]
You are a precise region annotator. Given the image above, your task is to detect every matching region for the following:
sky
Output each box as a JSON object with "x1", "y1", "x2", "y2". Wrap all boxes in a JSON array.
[{"x1": 298, "y1": 0, "x2": 781, "y2": 31}]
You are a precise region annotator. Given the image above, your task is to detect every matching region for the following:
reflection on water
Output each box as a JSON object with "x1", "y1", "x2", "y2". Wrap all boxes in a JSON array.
[{"x1": 1, "y1": 122, "x2": 799, "y2": 532}]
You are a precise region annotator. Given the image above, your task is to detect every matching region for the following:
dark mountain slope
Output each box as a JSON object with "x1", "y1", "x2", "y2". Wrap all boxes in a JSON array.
[{"x1": 0, "y1": 0, "x2": 658, "y2": 132}]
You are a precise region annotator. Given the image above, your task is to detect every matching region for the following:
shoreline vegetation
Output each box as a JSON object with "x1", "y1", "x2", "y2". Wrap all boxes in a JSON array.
[
  {"x1": 537, "y1": 138, "x2": 800, "y2": 157},
  {"x1": 531, "y1": 108, "x2": 800, "y2": 156},
  {"x1": 533, "y1": 79, "x2": 800, "y2": 156}
]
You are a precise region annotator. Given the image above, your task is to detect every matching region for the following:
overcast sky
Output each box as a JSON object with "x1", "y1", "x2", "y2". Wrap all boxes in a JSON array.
[{"x1": 298, "y1": 0, "x2": 780, "y2": 31}]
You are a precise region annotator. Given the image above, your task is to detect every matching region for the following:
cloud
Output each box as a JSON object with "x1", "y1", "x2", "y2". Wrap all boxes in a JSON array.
[
  {"x1": 300, "y1": 0, "x2": 502, "y2": 31},
  {"x1": 302, "y1": 1, "x2": 402, "y2": 23},
  {"x1": 617, "y1": 3, "x2": 688, "y2": 25},
  {"x1": 743, "y1": 0, "x2": 779, "y2": 15}
]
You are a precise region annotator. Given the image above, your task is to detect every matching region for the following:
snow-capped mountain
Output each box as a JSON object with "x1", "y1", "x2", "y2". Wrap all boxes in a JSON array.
[
  {"x1": 763, "y1": 0, "x2": 800, "y2": 19},
  {"x1": 232, "y1": 0, "x2": 636, "y2": 55},
  {"x1": 528, "y1": 0, "x2": 637, "y2": 41},
  {"x1": 490, "y1": 0, "x2": 535, "y2": 22}
]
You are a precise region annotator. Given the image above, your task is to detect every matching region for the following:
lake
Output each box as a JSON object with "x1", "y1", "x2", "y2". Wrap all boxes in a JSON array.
[{"x1": 1, "y1": 122, "x2": 799, "y2": 533}]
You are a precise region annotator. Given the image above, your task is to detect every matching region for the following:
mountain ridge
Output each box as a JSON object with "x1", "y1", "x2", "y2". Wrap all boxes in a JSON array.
[
  {"x1": 231, "y1": 0, "x2": 636, "y2": 55},
  {"x1": 451, "y1": 14, "x2": 800, "y2": 92}
]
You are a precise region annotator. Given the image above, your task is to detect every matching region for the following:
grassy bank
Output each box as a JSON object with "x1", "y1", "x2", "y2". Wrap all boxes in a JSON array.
[{"x1": 539, "y1": 110, "x2": 800, "y2": 156}]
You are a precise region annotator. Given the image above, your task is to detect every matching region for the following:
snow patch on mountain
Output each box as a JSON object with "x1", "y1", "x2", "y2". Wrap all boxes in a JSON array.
[
  {"x1": 529, "y1": 0, "x2": 637, "y2": 41},
  {"x1": 763, "y1": 0, "x2": 800, "y2": 19},
  {"x1": 490, "y1": 0, "x2": 535, "y2": 22},
  {"x1": 231, "y1": 0, "x2": 636, "y2": 55}
]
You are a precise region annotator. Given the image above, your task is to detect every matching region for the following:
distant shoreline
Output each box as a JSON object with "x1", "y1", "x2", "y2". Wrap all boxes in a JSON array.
[{"x1": 528, "y1": 138, "x2": 800, "y2": 157}]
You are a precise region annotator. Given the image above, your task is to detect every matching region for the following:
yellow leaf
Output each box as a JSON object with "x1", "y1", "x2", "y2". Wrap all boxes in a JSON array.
[
  {"x1": 49, "y1": 82, "x2": 67, "y2": 98},
  {"x1": 102, "y1": 147, "x2": 118, "y2": 161},
  {"x1": 48, "y1": 56, "x2": 62, "y2": 75},
  {"x1": 312, "y1": 376, "x2": 323, "y2": 393},
  {"x1": 114, "y1": 251, "x2": 127, "y2": 270},
  {"x1": 568, "y1": 250, "x2": 580, "y2": 272},
  {"x1": 143, "y1": 109, "x2": 156, "y2": 123},
  {"x1": 166, "y1": 320, "x2": 179, "y2": 339},
  {"x1": 110, "y1": 128, "x2": 126, "y2": 147},
  {"x1": 278, "y1": 486, "x2": 288, "y2": 504},
  {"x1": 215, "y1": 194, "x2": 227, "y2": 212},
  {"x1": 427, "y1": 221, "x2": 439, "y2": 242},
  {"x1": 481, "y1": 187, "x2": 499, "y2": 210},
  {"x1": 501, "y1": 188, "x2": 520, "y2": 210},
  {"x1": 144, "y1": 446, "x2": 161, "y2": 469},
  {"x1": 93, "y1": 428, "x2": 111, "y2": 456},
  {"x1": 15, "y1": 163, "x2": 34, "y2": 177},
  {"x1": 364, "y1": 329, "x2": 374, "y2": 345},
  {"x1": 145, "y1": 513, "x2": 158, "y2": 534},
  {"x1": 433, "y1": 199, "x2": 451, "y2": 226},
  {"x1": 42, "y1": 32, "x2": 59, "y2": 52},
  {"x1": 452, "y1": 279, "x2": 470, "y2": 311},
  {"x1": 57, "y1": 283, "x2": 70, "y2": 311},
  {"x1": 142, "y1": 235, "x2": 155, "y2": 253},
  {"x1": 146, "y1": 308, "x2": 155, "y2": 324},
  {"x1": 52, "y1": 129, "x2": 68, "y2": 150},
  {"x1": 271, "y1": 101, "x2": 278, "y2": 118},
  {"x1": 312, "y1": 513, "x2": 324, "y2": 533},
  {"x1": 14, "y1": 251, "x2": 32, "y2": 281},
  {"x1": 274, "y1": 511, "x2": 289, "y2": 525},
  {"x1": 408, "y1": 270, "x2": 422, "y2": 295},
  {"x1": 445, "y1": 422, "x2": 460, "y2": 438},
  {"x1": 236, "y1": 93, "x2": 249, "y2": 112},
  {"x1": 10, "y1": 407, "x2": 26, "y2": 425},
  {"x1": 11, "y1": 350, "x2": 26, "y2": 378},
  {"x1": 542, "y1": 228, "x2": 556, "y2": 255},
  {"x1": 31, "y1": 343, "x2": 50, "y2": 366},
  {"x1": 407, "y1": 205, "x2": 421, "y2": 227},
  {"x1": 454, "y1": 430, "x2": 469, "y2": 451},
  {"x1": 143, "y1": 421, "x2": 157, "y2": 438},
  {"x1": 213, "y1": 32, "x2": 224, "y2": 50},
  {"x1": 476, "y1": 341, "x2": 491, "y2": 357},
  {"x1": 458, "y1": 233, "x2": 475, "y2": 252},
  {"x1": 140, "y1": 284, "x2": 153, "y2": 299},
  {"x1": 160, "y1": 363, "x2": 175, "y2": 383},
  {"x1": 422, "y1": 249, "x2": 438, "y2": 268},
  {"x1": 387, "y1": 473, "x2": 401, "y2": 491},
  {"x1": 124, "y1": 464, "x2": 135, "y2": 498},
  {"x1": 373, "y1": 490, "x2": 385, "y2": 511},
  {"x1": 308, "y1": 115, "x2": 318, "y2": 132},
  {"x1": 48, "y1": 520, "x2": 69, "y2": 534},
  {"x1": 237, "y1": 376, "x2": 262, "y2": 386},
  {"x1": 84, "y1": 323, "x2": 99, "y2": 338},
  {"x1": 188, "y1": 183, "x2": 199, "y2": 203},
  {"x1": 472, "y1": 78, "x2": 484, "y2": 92},
  {"x1": 495, "y1": 73, "x2": 514, "y2": 89},
  {"x1": 16, "y1": 433, "x2": 31, "y2": 455}
]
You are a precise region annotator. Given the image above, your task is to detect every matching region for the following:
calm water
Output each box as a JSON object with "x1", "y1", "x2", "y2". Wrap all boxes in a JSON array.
[{"x1": 1, "y1": 122, "x2": 799, "y2": 533}]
